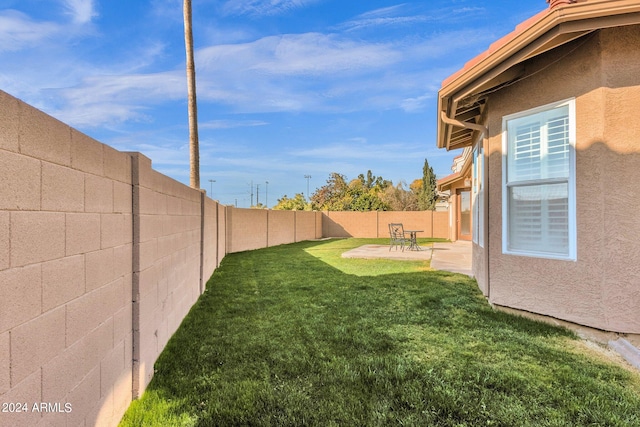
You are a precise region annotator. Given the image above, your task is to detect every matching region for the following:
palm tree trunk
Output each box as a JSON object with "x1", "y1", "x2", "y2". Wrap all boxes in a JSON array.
[{"x1": 183, "y1": 0, "x2": 200, "y2": 188}]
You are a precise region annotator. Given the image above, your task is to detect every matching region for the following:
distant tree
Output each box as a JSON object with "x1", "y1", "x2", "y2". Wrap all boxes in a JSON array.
[
  {"x1": 311, "y1": 172, "x2": 350, "y2": 211},
  {"x1": 273, "y1": 193, "x2": 311, "y2": 211},
  {"x1": 418, "y1": 159, "x2": 438, "y2": 210},
  {"x1": 382, "y1": 181, "x2": 418, "y2": 211},
  {"x1": 311, "y1": 171, "x2": 390, "y2": 211}
]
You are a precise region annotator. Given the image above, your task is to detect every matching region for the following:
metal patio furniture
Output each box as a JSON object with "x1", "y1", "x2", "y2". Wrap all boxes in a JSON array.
[
  {"x1": 404, "y1": 229, "x2": 424, "y2": 251},
  {"x1": 388, "y1": 223, "x2": 409, "y2": 251}
]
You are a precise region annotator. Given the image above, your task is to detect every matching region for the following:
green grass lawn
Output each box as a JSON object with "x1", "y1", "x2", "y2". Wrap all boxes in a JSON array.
[{"x1": 120, "y1": 238, "x2": 640, "y2": 427}]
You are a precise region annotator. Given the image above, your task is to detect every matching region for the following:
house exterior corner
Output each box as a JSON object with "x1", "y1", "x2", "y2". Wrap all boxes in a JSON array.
[{"x1": 435, "y1": 0, "x2": 640, "y2": 334}]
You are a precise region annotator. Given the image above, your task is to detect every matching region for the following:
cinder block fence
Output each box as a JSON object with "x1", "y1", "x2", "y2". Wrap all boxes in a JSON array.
[{"x1": 0, "y1": 90, "x2": 449, "y2": 426}]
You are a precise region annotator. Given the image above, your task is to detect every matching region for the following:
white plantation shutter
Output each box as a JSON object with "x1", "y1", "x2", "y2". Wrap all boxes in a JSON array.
[{"x1": 503, "y1": 101, "x2": 575, "y2": 259}]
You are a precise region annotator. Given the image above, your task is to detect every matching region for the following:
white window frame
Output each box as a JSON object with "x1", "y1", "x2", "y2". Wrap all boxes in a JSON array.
[
  {"x1": 472, "y1": 141, "x2": 484, "y2": 247},
  {"x1": 501, "y1": 98, "x2": 577, "y2": 261}
]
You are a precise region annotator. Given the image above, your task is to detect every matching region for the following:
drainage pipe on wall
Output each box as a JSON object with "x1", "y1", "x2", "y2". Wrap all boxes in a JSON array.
[{"x1": 440, "y1": 111, "x2": 488, "y2": 137}]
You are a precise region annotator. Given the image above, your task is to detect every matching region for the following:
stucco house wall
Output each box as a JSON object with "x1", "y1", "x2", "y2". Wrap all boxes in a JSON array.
[{"x1": 482, "y1": 26, "x2": 640, "y2": 333}]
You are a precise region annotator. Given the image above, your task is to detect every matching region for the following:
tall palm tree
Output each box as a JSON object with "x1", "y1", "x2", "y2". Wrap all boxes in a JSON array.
[{"x1": 183, "y1": 0, "x2": 200, "y2": 188}]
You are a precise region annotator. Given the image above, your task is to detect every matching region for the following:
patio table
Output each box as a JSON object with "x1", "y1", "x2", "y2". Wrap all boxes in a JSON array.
[{"x1": 404, "y1": 230, "x2": 423, "y2": 251}]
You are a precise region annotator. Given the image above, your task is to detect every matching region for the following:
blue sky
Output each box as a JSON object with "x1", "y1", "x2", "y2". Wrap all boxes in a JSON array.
[{"x1": 0, "y1": 0, "x2": 547, "y2": 207}]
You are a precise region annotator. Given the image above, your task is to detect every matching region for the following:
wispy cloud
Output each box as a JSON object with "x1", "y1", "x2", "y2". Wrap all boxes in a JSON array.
[
  {"x1": 198, "y1": 33, "x2": 400, "y2": 76},
  {"x1": 61, "y1": 0, "x2": 97, "y2": 24},
  {"x1": 51, "y1": 71, "x2": 185, "y2": 127},
  {"x1": 290, "y1": 141, "x2": 431, "y2": 161},
  {"x1": 0, "y1": 10, "x2": 59, "y2": 52},
  {"x1": 337, "y1": 4, "x2": 488, "y2": 32},
  {"x1": 222, "y1": 0, "x2": 321, "y2": 17},
  {"x1": 201, "y1": 119, "x2": 269, "y2": 129}
]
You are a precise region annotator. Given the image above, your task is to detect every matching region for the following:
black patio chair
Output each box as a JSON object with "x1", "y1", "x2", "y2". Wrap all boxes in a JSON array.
[{"x1": 388, "y1": 223, "x2": 409, "y2": 251}]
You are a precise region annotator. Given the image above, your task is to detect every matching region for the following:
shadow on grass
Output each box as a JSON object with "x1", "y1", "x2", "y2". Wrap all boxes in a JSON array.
[{"x1": 120, "y1": 240, "x2": 640, "y2": 427}]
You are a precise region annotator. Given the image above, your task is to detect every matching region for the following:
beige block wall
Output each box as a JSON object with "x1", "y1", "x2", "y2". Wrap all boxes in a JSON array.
[
  {"x1": 295, "y1": 211, "x2": 322, "y2": 241},
  {"x1": 481, "y1": 27, "x2": 640, "y2": 334},
  {"x1": 226, "y1": 208, "x2": 268, "y2": 253},
  {"x1": 202, "y1": 196, "x2": 221, "y2": 285},
  {"x1": 0, "y1": 88, "x2": 455, "y2": 427},
  {"x1": 130, "y1": 153, "x2": 205, "y2": 396},
  {"x1": 323, "y1": 211, "x2": 449, "y2": 239},
  {"x1": 267, "y1": 210, "x2": 296, "y2": 246},
  {"x1": 323, "y1": 211, "x2": 378, "y2": 237},
  {"x1": 226, "y1": 209, "x2": 323, "y2": 254},
  {"x1": 0, "y1": 90, "x2": 134, "y2": 427}
]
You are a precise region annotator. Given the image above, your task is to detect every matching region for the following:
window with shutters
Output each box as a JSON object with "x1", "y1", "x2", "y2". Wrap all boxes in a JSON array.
[
  {"x1": 502, "y1": 99, "x2": 576, "y2": 260},
  {"x1": 472, "y1": 143, "x2": 484, "y2": 247}
]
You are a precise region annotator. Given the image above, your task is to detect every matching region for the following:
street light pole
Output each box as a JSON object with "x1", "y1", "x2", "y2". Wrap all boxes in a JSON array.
[
  {"x1": 265, "y1": 181, "x2": 269, "y2": 208},
  {"x1": 208, "y1": 179, "x2": 215, "y2": 197},
  {"x1": 304, "y1": 175, "x2": 311, "y2": 201}
]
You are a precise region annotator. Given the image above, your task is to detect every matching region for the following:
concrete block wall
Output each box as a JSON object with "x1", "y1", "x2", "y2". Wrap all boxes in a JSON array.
[
  {"x1": 0, "y1": 90, "x2": 134, "y2": 427},
  {"x1": 202, "y1": 196, "x2": 222, "y2": 287},
  {"x1": 226, "y1": 208, "x2": 268, "y2": 253},
  {"x1": 1, "y1": 89, "x2": 455, "y2": 426},
  {"x1": 226, "y1": 209, "x2": 323, "y2": 254},
  {"x1": 322, "y1": 210, "x2": 449, "y2": 239},
  {"x1": 130, "y1": 153, "x2": 205, "y2": 397},
  {"x1": 296, "y1": 211, "x2": 323, "y2": 241},
  {"x1": 267, "y1": 210, "x2": 296, "y2": 247}
]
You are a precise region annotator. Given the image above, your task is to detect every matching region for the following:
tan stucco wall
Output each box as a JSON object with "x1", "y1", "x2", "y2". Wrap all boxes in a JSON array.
[
  {"x1": 481, "y1": 26, "x2": 640, "y2": 333},
  {"x1": 472, "y1": 242, "x2": 488, "y2": 296}
]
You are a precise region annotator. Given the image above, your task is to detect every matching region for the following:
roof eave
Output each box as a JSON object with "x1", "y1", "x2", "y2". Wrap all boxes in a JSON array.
[{"x1": 436, "y1": 0, "x2": 640, "y2": 151}]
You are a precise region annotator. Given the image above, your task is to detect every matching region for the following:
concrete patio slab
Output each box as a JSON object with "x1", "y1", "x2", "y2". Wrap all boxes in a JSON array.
[
  {"x1": 342, "y1": 240, "x2": 473, "y2": 277},
  {"x1": 341, "y1": 244, "x2": 431, "y2": 261},
  {"x1": 430, "y1": 240, "x2": 473, "y2": 277}
]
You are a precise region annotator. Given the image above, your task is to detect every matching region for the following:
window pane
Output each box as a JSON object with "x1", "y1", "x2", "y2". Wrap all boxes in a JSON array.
[
  {"x1": 507, "y1": 105, "x2": 569, "y2": 182},
  {"x1": 509, "y1": 121, "x2": 541, "y2": 181},
  {"x1": 508, "y1": 183, "x2": 568, "y2": 255},
  {"x1": 546, "y1": 115, "x2": 570, "y2": 178},
  {"x1": 460, "y1": 190, "x2": 471, "y2": 236}
]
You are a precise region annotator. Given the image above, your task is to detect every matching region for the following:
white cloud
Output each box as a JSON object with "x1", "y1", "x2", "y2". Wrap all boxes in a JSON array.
[
  {"x1": 222, "y1": 0, "x2": 321, "y2": 16},
  {"x1": 290, "y1": 141, "x2": 428, "y2": 161},
  {"x1": 201, "y1": 119, "x2": 269, "y2": 129},
  {"x1": 0, "y1": 10, "x2": 59, "y2": 52},
  {"x1": 198, "y1": 33, "x2": 400, "y2": 77},
  {"x1": 51, "y1": 71, "x2": 185, "y2": 127},
  {"x1": 61, "y1": 0, "x2": 97, "y2": 24},
  {"x1": 400, "y1": 91, "x2": 437, "y2": 113}
]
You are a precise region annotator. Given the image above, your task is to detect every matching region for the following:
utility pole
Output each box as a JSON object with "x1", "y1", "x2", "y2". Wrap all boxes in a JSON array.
[
  {"x1": 256, "y1": 184, "x2": 260, "y2": 206},
  {"x1": 184, "y1": 0, "x2": 200, "y2": 189},
  {"x1": 265, "y1": 181, "x2": 269, "y2": 208},
  {"x1": 304, "y1": 175, "x2": 311, "y2": 201},
  {"x1": 251, "y1": 180, "x2": 254, "y2": 206}
]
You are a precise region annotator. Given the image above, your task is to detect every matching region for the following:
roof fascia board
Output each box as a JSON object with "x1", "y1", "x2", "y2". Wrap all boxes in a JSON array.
[
  {"x1": 437, "y1": 1, "x2": 640, "y2": 150},
  {"x1": 441, "y1": 2, "x2": 640, "y2": 101}
]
